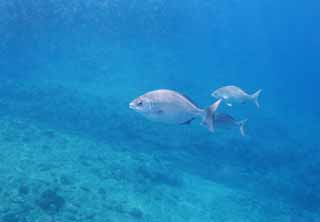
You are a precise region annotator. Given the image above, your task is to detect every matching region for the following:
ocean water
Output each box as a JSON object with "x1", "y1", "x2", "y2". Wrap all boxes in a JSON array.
[{"x1": 0, "y1": 0, "x2": 319, "y2": 221}]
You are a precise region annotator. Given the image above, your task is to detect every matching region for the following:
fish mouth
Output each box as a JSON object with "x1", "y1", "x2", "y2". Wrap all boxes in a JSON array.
[{"x1": 129, "y1": 102, "x2": 135, "y2": 109}]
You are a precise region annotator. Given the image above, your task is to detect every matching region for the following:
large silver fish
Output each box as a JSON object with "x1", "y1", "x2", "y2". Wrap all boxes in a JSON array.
[
  {"x1": 129, "y1": 89, "x2": 221, "y2": 132},
  {"x1": 212, "y1": 85, "x2": 262, "y2": 108},
  {"x1": 214, "y1": 113, "x2": 248, "y2": 136}
]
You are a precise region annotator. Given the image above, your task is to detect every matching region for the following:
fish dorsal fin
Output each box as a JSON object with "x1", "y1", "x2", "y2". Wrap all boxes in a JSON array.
[{"x1": 178, "y1": 93, "x2": 199, "y2": 107}]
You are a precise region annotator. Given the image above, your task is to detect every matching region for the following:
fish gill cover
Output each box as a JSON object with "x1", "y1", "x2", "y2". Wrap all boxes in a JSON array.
[{"x1": 0, "y1": 0, "x2": 319, "y2": 221}]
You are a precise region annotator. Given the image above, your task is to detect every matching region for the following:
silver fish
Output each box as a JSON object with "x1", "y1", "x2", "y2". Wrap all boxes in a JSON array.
[
  {"x1": 129, "y1": 89, "x2": 221, "y2": 132},
  {"x1": 212, "y1": 85, "x2": 262, "y2": 108},
  {"x1": 214, "y1": 113, "x2": 248, "y2": 136}
]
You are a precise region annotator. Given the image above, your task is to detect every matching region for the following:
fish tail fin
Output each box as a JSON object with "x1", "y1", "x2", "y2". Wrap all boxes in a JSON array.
[
  {"x1": 201, "y1": 99, "x2": 221, "y2": 132},
  {"x1": 252, "y1": 89, "x2": 262, "y2": 108},
  {"x1": 236, "y1": 119, "x2": 248, "y2": 136}
]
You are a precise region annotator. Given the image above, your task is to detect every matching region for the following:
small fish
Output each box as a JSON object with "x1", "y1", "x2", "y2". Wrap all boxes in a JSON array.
[
  {"x1": 211, "y1": 85, "x2": 262, "y2": 108},
  {"x1": 214, "y1": 113, "x2": 248, "y2": 136},
  {"x1": 129, "y1": 89, "x2": 221, "y2": 132}
]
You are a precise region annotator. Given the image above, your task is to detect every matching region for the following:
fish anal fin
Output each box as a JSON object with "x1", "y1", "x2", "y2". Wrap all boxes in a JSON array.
[
  {"x1": 226, "y1": 103, "x2": 233, "y2": 107},
  {"x1": 236, "y1": 119, "x2": 248, "y2": 136},
  {"x1": 181, "y1": 118, "x2": 195, "y2": 125}
]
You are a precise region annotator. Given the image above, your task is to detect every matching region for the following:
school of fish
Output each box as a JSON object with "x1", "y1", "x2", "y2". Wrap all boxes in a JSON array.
[{"x1": 129, "y1": 85, "x2": 262, "y2": 136}]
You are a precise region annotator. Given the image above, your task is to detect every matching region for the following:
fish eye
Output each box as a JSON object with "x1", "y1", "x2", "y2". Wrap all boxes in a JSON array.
[{"x1": 137, "y1": 101, "x2": 143, "y2": 106}]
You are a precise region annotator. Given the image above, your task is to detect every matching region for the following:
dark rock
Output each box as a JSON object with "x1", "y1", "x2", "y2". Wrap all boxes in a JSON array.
[
  {"x1": 137, "y1": 166, "x2": 182, "y2": 187},
  {"x1": 129, "y1": 208, "x2": 143, "y2": 219},
  {"x1": 43, "y1": 130, "x2": 56, "y2": 139},
  {"x1": 98, "y1": 188, "x2": 106, "y2": 196},
  {"x1": 41, "y1": 145, "x2": 51, "y2": 151},
  {"x1": 38, "y1": 163, "x2": 53, "y2": 172},
  {"x1": 60, "y1": 175, "x2": 74, "y2": 186},
  {"x1": 18, "y1": 185, "x2": 29, "y2": 195},
  {"x1": 114, "y1": 204, "x2": 125, "y2": 214},
  {"x1": 80, "y1": 186, "x2": 91, "y2": 193},
  {"x1": 2, "y1": 213, "x2": 20, "y2": 222},
  {"x1": 85, "y1": 213, "x2": 96, "y2": 220},
  {"x1": 21, "y1": 136, "x2": 32, "y2": 143},
  {"x1": 36, "y1": 189, "x2": 65, "y2": 214}
]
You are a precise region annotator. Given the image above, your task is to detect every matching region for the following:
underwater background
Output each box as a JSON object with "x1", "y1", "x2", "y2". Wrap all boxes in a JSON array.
[{"x1": 0, "y1": 0, "x2": 319, "y2": 221}]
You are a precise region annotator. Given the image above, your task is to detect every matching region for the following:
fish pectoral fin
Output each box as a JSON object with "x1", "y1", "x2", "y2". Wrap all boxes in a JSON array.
[
  {"x1": 180, "y1": 118, "x2": 195, "y2": 125},
  {"x1": 156, "y1": 109, "x2": 164, "y2": 115}
]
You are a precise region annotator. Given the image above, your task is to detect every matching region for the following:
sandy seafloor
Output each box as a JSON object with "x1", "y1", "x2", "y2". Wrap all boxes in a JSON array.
[{"x1": 0, "y1": 75, "x2": 319, "y2": 222}]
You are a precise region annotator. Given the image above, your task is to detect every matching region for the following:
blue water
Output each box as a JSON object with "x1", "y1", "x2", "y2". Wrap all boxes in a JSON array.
[{"x1": 0, "y1": 1, "x2": 319, "y2": 221}]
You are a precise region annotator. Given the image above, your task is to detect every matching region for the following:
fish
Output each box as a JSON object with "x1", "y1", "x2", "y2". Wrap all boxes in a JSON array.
[
  {"x1": 129, "y1": 89, "x2": 221, "y2": 132},
  {"x1": 214, "y1": 113, "x2": 248, "y2": 136},
  {"x1": 211, "y1": 85, "x2": 262, "y2": 108}
]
